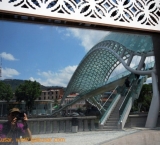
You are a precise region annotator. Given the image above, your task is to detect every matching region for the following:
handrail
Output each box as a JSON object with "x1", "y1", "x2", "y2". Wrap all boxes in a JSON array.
[
  {"x1": 119, "y1": 85, "x2": 133, "y2": 113},
  {"x1": 118, "y1": 97, "x2": 133, "y2": 130},
  {"x1": 92, "y1": 97, "x2": 105, "y2": 112},
  {"x1": 118, "y1": 77, "x2": 145, "y2": 129},
  {"x1": 93, "y1": 97, "x2": 102, "y2": 109},
  {"x1": 86, "y1": 99, "x2": 97, "y2": 108},
  {"x1": 118, "y1": 73, "x2": 136, "y2": 116},
  {"x1": 99, "y1": 94, "x2": 121, "y2": 125},
  {"x1": 100, "y1": 85, "x2": 118, "y2": 111}
]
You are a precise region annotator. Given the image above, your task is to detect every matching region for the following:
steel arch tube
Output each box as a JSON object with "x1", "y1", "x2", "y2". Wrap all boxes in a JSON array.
[{"x1": 100, "y1": 47, "x2": 155, "y2": 75}]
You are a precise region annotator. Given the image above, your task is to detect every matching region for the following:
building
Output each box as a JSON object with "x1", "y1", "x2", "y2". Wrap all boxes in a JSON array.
[
  {"x1": 62, "y1": 93, "x2": 86, "y2": 112},
  {"x1": 37, "y1": 87, "x2": 64, "y2": 101},
  {"x1": 0, "y1": 87, "x2": 64, "y2": 117}
]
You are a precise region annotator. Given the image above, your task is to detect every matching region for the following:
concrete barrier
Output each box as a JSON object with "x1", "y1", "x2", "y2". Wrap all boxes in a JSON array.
[{"x1": 0, "y1": 116, "x2": 97, "y2": 135}]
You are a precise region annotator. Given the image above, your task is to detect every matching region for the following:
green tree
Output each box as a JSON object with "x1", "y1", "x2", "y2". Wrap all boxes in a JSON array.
[
  {"x1": 77, "y1": 107, "x2": 83, "y2": 113},
  {"x1": 15, "y1": 80, "x2": 41, "y2": 113},
  {"x1": 0, "y1": 81, "x2": 13, "y2": 109},
  {"x1": 131, "y1": 84, "x2": 152, "y2": 112}
]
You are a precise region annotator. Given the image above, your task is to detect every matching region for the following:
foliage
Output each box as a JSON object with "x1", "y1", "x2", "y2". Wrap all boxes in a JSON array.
[
  {"x1": 77, "y1": 107, "x2": 83, "y2": 113},
  {"x1": 0, "y1": 81, "x2": 13, "y2": 103},
  {"x1": 2, "y1": 79, "x2": 25, "y2": 92},
  {"x1": 15, "y1": 80, "x2": 41, "y2": 112},
  {"x1": 54, "y1": 98, "x2": 59, "y2": 106},
  {"x1": 0, "y1": 81, "x2": 13, "y2": 111},
  {"x1": 131, "y1": 84, "x2": 152, "y2": 112}
]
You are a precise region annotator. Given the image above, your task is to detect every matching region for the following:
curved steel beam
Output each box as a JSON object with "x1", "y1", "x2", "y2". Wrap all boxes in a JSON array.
[
  {"x1": 100, "y1": 46, "x2": 155, "y2": 75},
  {"x1": 92, "y1": 40, "x2": 154, "y2": 57}
]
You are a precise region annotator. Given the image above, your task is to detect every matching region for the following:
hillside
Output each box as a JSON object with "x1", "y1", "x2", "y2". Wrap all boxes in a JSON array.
[{"x1": 2, "y1": 79, "x2": 64, "y2": 92}]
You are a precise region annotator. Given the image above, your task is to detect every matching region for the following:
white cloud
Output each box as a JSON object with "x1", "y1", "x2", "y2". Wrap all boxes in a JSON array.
[
  {"x1": 109, "y1": 64, "x2": 126, "y2": 78},
  {"x1": 29, "y1": 65, "x2": 77, "y2": 87},
  {"x1": 130, "y1": 56, "x2": 141, "y2": 68},
  {"x1": 1, "y1": 68, "x2": 20, "y2": 79},
  {"x1": 59, "y1": 28, "x2": 109, "y2": 52},
  {"x1": 67, "y1": 28, "x2": 110, "y2": 51},
  {"x1": 29, "y1": 77, "x2": 35, "y2": 82},
  {"x1": 0, "y1": 52, "x2": 17, "y2": 61},
  {"x1": 56, "y1": 27, "x2": 66, "y2": 34},
  {"x1": 145, "y1": 77, "x2": 152, "y2": 84},
  {"x1": 64, "y1": 32, "x2": 70, "y2": 37},
  {"x1": 39, "y1": 26, "x2": 45, "y2": 30}
]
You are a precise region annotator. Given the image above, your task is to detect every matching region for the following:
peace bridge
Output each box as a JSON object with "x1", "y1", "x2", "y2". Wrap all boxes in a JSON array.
[
  {"x1": 0, "y1": 0, "x2": 160, "y2": 136},
  {"x1": 51, "y1": 32, "x2": 158, "y2": 131},
  {"x1": 0, "y1": 31, "x2": 158, "y2": 135},
  {"x1": 23, "y1": 32, "x2": 159, "y2": 134}
]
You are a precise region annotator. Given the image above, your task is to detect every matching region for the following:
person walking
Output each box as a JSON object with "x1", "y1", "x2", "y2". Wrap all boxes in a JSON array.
[{"x1": 125, "y1": 77, "x2": 130, "y2": 88}]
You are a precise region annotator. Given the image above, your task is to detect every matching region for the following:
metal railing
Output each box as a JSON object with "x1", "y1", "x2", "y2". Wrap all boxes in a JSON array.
[
  {"x1": 118, "y1": 76, "x2": 146, "y2": 129},
  {"x1": 119, "y1": 73, "x2": 136, "y2": 116},
  {"x1": 100, "y1": 86, "x2": 118, "y2": 111},
  {"x1": 99, "y1": 94, "x2": 121, "y2": 125},
  {"x1": 119, "y1": 86, "x2": 133, "y2": 117}
]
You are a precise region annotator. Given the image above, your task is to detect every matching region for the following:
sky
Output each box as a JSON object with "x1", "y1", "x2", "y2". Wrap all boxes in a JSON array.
[{"x1": 0, "y1": 20, "x2": 153, "y2": 87}]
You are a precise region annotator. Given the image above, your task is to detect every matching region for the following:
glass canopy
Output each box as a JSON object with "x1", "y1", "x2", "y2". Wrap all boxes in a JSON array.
[
  {"x1": 100, "y1": 32, "x2": 153, "y2": 53},
  {"x1": 61, "y1": 32, "x2": 154, "y2": 104}
]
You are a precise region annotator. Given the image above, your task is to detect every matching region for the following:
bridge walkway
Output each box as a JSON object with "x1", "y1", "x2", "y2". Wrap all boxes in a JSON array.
[{"x1": 18, "y1": 128, "x2": 160, "y2": 145}]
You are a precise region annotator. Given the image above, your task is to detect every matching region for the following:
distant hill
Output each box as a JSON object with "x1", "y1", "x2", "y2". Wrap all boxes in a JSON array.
[
  {"x1": 2, "y1": 79, "x2": 25, "y2": 92},
  {"x1": 2, "y1": 79, "x2": 65, "y2": 92}
]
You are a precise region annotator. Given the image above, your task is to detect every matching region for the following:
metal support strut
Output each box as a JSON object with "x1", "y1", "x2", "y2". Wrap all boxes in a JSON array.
[{"x1": 145, "y1": 71, "x2": 160, "y2": 128}]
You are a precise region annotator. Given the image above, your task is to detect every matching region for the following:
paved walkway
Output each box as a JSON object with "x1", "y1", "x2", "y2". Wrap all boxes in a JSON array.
[
  {"x1": 18, "y1": 129, "x2": 137, "y2": 145},
  {"x1": 101, "y1": 128, "x2": 160, "y2": 145},
  {"x1": 18, "y1": 128, "x2": 160, "y2": 145}
]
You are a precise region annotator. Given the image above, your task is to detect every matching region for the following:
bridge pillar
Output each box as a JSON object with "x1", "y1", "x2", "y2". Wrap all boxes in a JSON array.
[{"x1": 145, "y1": 72, "x2": 159, "y2": 128}]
